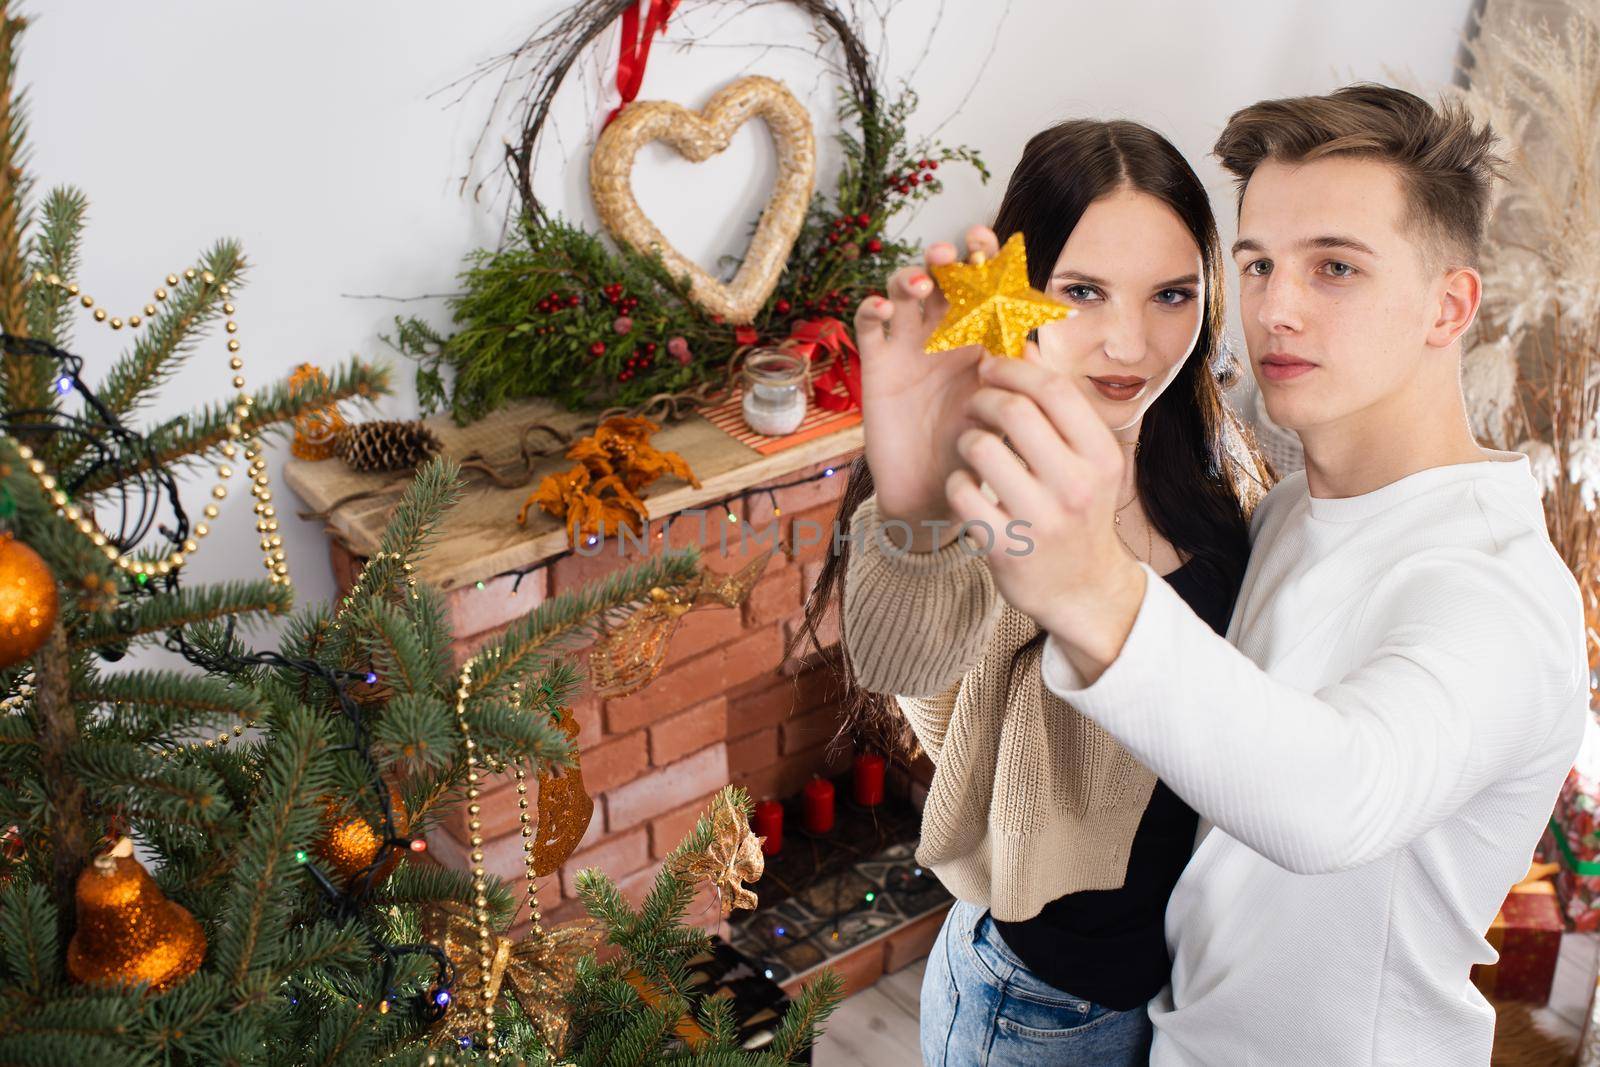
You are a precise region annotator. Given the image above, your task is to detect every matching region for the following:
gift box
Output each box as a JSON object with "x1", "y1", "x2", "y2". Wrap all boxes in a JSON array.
[
  {"x1": 1470, "y1": 862, "x2": 1564, "y2": 1004},
  {"x1": 1546, "y1": 719, "x2": 1600, "y2": 930}
]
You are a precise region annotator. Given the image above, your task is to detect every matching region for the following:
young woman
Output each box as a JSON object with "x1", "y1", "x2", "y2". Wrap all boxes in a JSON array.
[{"x1": 790, "y1": 120, "x2": 1272, "y2": 1064}]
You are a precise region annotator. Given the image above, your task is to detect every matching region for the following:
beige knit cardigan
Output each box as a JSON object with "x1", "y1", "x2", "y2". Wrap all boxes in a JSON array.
[{"x1": 841, "y1": 492, "x2": 1159, "y2": 922}]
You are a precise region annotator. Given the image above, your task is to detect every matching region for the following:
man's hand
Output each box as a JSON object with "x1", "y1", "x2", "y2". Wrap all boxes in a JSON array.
[{"x1": 945, "y1": 342, "x2": 1147, "y2": 680}]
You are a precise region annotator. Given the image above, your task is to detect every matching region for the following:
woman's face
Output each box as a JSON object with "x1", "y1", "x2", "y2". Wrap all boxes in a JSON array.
[{"x1": 1034, "y1": 187, "x2": 1206, "y2": 434}]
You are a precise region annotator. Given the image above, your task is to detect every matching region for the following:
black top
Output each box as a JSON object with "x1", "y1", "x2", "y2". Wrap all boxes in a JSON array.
[{"x1": 990, "y1": 556, "x2": 1241, "y2": 1011}]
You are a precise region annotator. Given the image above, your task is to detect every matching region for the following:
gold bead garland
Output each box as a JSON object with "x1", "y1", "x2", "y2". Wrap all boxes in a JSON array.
[
  {"x1": 14, "y1": 268, "x2": 289, "y2": 587},
  {"x1": 452, "y1": 656, "x2": 500, "y2": 1060},
  {"x1": 331, "y1": 551, "x2": 419, "y2": 629},
  {"x1": 0, "y1": 670, "x2": 34, "y2": 714},
  {"x1": 441, "y1": 667, "x2": 571, "y2": 1058}
]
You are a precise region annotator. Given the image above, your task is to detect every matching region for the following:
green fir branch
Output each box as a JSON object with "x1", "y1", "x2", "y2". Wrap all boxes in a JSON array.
[
  {"x1": 78, "y1": 240, "x2": 246, "y2": 429},
  {"x1": 22, "y1": 184, "x2": 87, "y2": 349},
  {"x1": 213, "y1": 707, "x2": 336, "y2": 995},
  {"x1": 467, "y1": 546, "x2": 702, "y2": 698},
  {"x1": 67, "y1": 740, "x2": 231, "y2": 827},
  {"x1": 71, "y1": 579, "x2": 292, "y2": 651},
  {"x1": 70, "y1": 355, "x2": 389, "y2": 496},
  {"x1": 70, "y1": 669, "x2": 270, "y2": 741},
  {"x1": 373, "y1": 454, "x2": 463, "y2": 564},
  {"x1": 764, "y1": 970, "x2": 844, "y2": 1063},
  {"x1": 0, "y1": 882, "x2": 58, "y2": 991},
  {"x1": 0, "y1": 995, "x2": 149, "y2": 1067},
  {"x1": 0, "y1": 4, "x2": 43, "y2": 416}
]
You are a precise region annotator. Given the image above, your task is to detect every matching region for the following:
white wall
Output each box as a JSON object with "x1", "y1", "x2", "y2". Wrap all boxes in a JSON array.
[{"x1": 18, "y1": 0, "x2": 1472, "y2": 655}]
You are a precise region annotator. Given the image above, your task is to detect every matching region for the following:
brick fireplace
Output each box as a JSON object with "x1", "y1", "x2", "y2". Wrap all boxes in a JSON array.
[{"x1": 385, "y1": 451, "x2": 867, "y2": 933}]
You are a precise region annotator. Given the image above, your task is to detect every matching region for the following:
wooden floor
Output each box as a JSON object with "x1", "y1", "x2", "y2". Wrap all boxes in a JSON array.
[
  {"x1": 813, "y1": 955, "x2": 927, "y2": 1065},
  {"x1": 811, "y1": 934, "x2": 1600, "y2": 1066}
]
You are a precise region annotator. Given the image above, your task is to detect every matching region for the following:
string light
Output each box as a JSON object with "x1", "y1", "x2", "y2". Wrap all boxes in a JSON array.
[
  {"x1": 158, "y1": 554, "x2": 418, "y2": 761},
  {"x1": 17, "y1": 268, "x2": 288, "y2": 587}
]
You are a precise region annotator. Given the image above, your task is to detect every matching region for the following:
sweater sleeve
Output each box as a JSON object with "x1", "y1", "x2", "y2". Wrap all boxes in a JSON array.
[
  {"x1": 1039, "y1": 552, "x2": 1587, "y2": 876},
  {"x1": 841, "y1": 493, "x2": 1002, "y2": 698}
]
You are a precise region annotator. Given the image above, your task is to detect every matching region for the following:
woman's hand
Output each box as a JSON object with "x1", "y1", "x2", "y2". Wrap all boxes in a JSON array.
[{"x1": 855, "y1": 225, "x2": 998, "y2": 551}]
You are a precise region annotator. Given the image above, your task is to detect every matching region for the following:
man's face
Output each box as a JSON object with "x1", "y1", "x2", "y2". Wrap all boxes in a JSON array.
[{"x1": 1232, "y1": 157, "x2": 1441, "y2": 435}]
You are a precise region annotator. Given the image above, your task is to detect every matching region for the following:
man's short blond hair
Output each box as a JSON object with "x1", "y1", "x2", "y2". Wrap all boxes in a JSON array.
[{"x1": 1214, "y1": 83, "x2": 1505, "y2": 268}]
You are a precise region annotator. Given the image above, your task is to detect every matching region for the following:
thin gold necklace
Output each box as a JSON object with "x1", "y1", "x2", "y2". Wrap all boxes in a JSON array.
[
  {"x1": 1113, "y1": 440, "x2": 1140, "y2": 527},
  {"x1": 1114, "y1": 442, "x2": 1151, "y2": 562},
  {"x1": 1115, "y1": 507, "x2": 1154, "y2": 564}
]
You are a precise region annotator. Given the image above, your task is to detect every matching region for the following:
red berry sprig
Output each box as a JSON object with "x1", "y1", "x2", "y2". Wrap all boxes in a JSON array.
[
  {"x1": 884, "y1": 157, "x2": 940, "y2": 196},
  {"x1": 601, "y1": 282, "x2": 640, "y2": 313}
]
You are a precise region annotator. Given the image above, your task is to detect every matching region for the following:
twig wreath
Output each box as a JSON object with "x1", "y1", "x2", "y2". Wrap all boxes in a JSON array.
[{"x1": 388, "y1": 0, "x2": 988, "y2": 423}]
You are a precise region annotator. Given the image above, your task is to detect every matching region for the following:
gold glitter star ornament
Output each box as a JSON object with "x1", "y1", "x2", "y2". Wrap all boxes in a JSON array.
[{"x1": 923, "y1": 230, "x2": 1073, "y2": 358}]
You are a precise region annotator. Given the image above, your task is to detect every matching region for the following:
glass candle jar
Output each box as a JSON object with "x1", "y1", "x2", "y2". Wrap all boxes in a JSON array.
[{"x1": 740, "y1": 349, "x2": 808, "y2": 436}]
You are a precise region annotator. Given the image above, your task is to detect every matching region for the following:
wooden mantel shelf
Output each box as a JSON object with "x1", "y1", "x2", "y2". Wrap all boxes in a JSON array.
[{"x1": 284, "y1": 396, "x2": 863, "y2": 591}]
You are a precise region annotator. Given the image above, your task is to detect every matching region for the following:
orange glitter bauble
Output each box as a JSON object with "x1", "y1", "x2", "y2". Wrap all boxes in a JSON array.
[
  {"x1": 287, "y1": 362, "x2": 348, "y2": 461},
  {"x1": 65, "y1": 838, "x2": 205, "y2": 992},
  {"x1": 312, "y1": 787, "x2": 409, "y2": 886},
  {"x1": 0, "y1": 533, "x2": 59, "y2": 669}
]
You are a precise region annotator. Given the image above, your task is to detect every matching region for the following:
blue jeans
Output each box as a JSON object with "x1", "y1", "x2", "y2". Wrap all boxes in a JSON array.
[{"x1": 920, "y1": 899, "x2": 1153, "y2": 1066}]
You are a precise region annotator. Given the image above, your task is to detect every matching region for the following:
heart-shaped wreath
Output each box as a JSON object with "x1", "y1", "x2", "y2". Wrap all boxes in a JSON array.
[{"x1": 389, "y1": 0, "x2": 989, "y2": 423}]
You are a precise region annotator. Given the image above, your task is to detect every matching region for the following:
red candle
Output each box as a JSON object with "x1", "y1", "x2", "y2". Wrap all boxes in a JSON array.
[
  {"x1": 753, "y1": 799, "x2": 784, "y2": 856},
  {"x1": 853, "y1": 751, "x2": 886, "y2": 807},
  {"x1": 801, "y1": 775, "x2": 834, "y2": 834}
]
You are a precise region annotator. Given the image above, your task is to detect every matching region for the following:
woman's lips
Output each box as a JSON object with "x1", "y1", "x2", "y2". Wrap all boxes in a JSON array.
[
  {"x1": 1089, "y1": 376, "x2": 1147, "y2": 402},
  {"x1": 1261, "y1": 356, "x2": 1316, "y2": 382}
]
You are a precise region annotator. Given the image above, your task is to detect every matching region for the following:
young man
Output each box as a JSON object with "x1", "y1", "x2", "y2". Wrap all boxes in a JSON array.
[{"x1": 942, "y1": 85, "x2": 1589, "y2": 1064}]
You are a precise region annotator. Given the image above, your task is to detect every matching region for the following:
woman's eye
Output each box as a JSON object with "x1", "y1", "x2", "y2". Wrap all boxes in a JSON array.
[
  {"x1": 1322, "y1": 261, "x2": 1357, "y2": 278},
  {"x1": 1154, "y1": 288, "x2": 1196, "y2": 306},
  {"x1": 1061, "y1": 283, "x2": 1102, "y2": 303}
]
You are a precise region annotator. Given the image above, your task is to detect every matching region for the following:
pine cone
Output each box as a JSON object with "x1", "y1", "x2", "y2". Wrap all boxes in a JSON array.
[{"x1": 334, "y1": 420, "x2": 443, "y2": 473}]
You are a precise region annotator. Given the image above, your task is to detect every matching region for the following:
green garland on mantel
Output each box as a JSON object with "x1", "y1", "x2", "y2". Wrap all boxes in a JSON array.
[{"x1": 385, "y1": 2, "x2": 986, "y2": 425}]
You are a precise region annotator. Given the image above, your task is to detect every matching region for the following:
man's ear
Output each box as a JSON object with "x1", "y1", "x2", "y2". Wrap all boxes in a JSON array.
[{"x1": 1426, "y1": 266, "x2": 1482, "y2": 349}]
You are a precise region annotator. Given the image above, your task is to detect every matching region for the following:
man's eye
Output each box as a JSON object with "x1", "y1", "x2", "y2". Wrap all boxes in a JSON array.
[
  {"x1": 1323, "y1": 261, "x2": 1356, "y2": 278},
  {"x1": 1244, "y1": 260, "x2": 1272, "y2": 277}
]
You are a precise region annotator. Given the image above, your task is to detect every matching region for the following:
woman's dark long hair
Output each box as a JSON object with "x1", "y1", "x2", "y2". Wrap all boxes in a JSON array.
[{"x1": 784, "y1": 119, "x2": 1275, "y2": 761}]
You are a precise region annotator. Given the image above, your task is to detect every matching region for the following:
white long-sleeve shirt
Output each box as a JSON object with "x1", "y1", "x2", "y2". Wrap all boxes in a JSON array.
[{"x1": 1041, "y1": 451, "x2": 1589, "y2": 1065}]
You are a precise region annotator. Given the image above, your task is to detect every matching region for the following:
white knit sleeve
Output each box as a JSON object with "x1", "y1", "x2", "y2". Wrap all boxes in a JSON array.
[{"x1": 1039, "y1": 553, "x2": 1587, "y2": 875}]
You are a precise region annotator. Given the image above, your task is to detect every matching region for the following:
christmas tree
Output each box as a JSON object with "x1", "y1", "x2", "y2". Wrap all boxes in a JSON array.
[{"x1": 0, "y1": 6, "x2": 840, "y2": 1063}]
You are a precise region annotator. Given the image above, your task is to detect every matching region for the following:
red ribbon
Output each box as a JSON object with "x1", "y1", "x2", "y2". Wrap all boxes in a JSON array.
[
  {"x1": 604, "y1": 0, "x2": 681, "y2": 128},
  {"x1": 784, "y1": 317, "x2": 861, "y2": 412}
]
